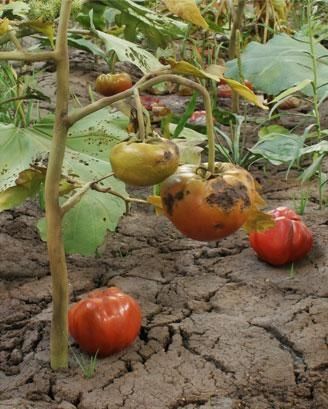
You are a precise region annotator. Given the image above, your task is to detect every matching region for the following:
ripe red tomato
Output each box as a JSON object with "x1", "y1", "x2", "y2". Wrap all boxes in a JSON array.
[
  {"x1": 95, "y1": 73, "x2": 133, "y2": 96},
  {"x1": 68, "y1": 287, "x2": 142, "y2": 357},
  {"x1": 110, "y1": 137, "x2": 179, "y2": 186},
  {"x1": 160, "y1": 163, "x2": 259, "y2": 241},
  {"x1": 249, "y1": 207, "x2": 313, "y2": 266}
]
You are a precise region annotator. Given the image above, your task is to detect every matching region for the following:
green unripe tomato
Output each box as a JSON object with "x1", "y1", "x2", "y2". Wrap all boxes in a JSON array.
[{"x1": 110, "y1": 138, "x2": 180, "y2": 187}]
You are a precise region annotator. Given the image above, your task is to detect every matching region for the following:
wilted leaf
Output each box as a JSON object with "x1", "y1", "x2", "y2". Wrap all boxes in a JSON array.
[
  {"x1": 243, "y1": 209, "x2": 275, "y2": 233},
  {"x1": 147, "y1": 195, "x2": 163, "y2": 215},
  {"x1": 163, "y1": 0, "x2": 208, "y2": 29},
  {"x1": 168, "y1": 59, "x2": 223, "y2": 82},
  {"x1": 0, "y1": 18, "x2": 10, "y2": 35},
  {"x1": 0, "y1": 168, "x2": 44, "y2": 211},
  {"x1": 223, "y1": 78, "x2": 268, "y2": 110},
  {"x1": 25, "y1": 19, "x2": 55, "y2": 48}
]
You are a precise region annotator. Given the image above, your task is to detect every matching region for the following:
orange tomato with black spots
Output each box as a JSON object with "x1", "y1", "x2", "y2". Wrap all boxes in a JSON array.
[{"x1": 160, "y1": 163, "x2": 260, "y2": 241}]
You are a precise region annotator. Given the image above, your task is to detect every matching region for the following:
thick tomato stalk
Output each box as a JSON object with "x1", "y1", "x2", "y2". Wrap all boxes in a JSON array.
[
  {"x1": 68, "y1": 287, "x2": 142, "y2": 357},
  {"x1": 249, "y1": 207, "x2": 313, "y2": 266},
  {"x1": 160, "y1": 163, "x2": 259, "y2": 241}
]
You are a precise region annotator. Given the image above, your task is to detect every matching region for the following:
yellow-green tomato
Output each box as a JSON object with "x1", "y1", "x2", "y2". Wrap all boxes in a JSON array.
[{"x1": 110, "y1": 138, "x2": 180, "y2": 186}]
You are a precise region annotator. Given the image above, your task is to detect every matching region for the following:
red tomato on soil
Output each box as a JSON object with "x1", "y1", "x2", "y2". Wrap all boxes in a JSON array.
[
  {"x1": 249, "y1": 207, "x2": 313, "y2": 266},
  {"x1": 68, "y1": 287, "x2": 142, "y2": 357}
]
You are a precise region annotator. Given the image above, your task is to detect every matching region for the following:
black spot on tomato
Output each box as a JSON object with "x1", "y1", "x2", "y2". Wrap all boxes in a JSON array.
[
  {"x1": 214, "y1": 223, "x2": 224, "y2": 229},
  {"x1": 163, "y1": 150, "x2": 172, "y2": 161},
  {"x1": 162, "y1": 190, "x2": 184, "y2": 215},
  {"x1": 163, "y1": 193, "x2": 175, "y2": 215},
  {"x1": 206, "y1": 181, "x2": 250, "y2": 211}
]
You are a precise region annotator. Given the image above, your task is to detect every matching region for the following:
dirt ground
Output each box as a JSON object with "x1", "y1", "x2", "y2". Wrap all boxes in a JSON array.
[{"x1": 0, "y1": 51, "x2": 328, "y2": 409}]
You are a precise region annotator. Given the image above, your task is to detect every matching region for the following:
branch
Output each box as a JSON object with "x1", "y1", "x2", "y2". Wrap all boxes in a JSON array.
[
  {"x1": 60, "y1": 181, "x2": 92, "y2": 216},
  {"x1": 0, "y1": 50, "x2": 56, "y2": 62},
  {"x1": 91, "y1": 183, "x2": 149, "y2": 215},
  {"x1": 66, "y1": 68, "x2": 171, "y2": 127},
  {"x1": 60, "y1": 172, "x2": 115, "y2": 215}
]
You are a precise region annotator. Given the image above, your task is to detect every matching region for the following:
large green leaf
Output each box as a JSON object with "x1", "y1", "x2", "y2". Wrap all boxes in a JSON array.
[
  {"x1": 85, "y1": 0, "x2": 187, "y2": 48},
  {"x1": 0, "y1": 112, "x2": 128, "y2": 255},
  {"x1": 249, "y1": 132, "x2": 304, "y2": 165},
  {"x1": 94, "y1": 28, "x2": 164, "y2": 73},
  {"x1": 225, "y1": 34, "x2": 328, "y2": 98},
  {"x1": 35, "y1": 109, "x2": 129, "y2": 161}
]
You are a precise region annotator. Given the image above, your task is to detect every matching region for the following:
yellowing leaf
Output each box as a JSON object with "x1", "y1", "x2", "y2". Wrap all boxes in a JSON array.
[
  {"x1": 223, "y1": 78, "x2": 268, "y2": 110},
  {"x1": 147, "y1": 195, "x2": 164, "y2": 215},
  {"x1": 0, "y1": 169, "x2": 44, "y2": 212},
  {"x1": 243, "y1": 209, "x2": 275, "y2": 234},
  {"x1": 273, "y1": 0, "x2": 287, "y2": 21},
  {"x1": 25, "y1": 19, "x2": 55, "y2": 48},
  {"x1": 167, "y1": 59, "x2": 223, "y2": 82},
  {"x1": 163, "y1": 0, "x2": 208, "y2": 29},
  {"x1": 0, "y1": 18, "x2": 10, "y2": 35},
  {"x1": 205, "y1": 64, "x2": 226, "y2": 78}
]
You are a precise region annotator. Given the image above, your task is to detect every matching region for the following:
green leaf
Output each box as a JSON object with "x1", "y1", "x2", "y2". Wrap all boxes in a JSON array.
[
  {"x1": 300, "y1": 154, "x2": 325, "y2": 182},
  {"x1": 68, "y1": 36, "x2": 106, "y2": 58},
  {"x1": 301, "y1": 141, "x2": 328, "y2": 155},
  {"x1": 226, "y1": 33, "x2": 328, "y2": 98},
  {"x1": 173, "y1": 92, "x2": 197, "y2": 138},
  {"x1": 38, "y1": 176, "x2": 126, "y2": 256},
  {"x1": 250, "y1": 133, "x2": 304, "y2": 165},
  {"x1": 0, "y1": 1, "x2": 29, "y2": 18},
  {"x1": 258, "y1": 125, "x2": 290, "y2": 139},
  {"x1": 0, "y1": 121, "x2": 127, "y2": 255},
  {"x1": 34, "y1": 109, "x2": 130, "y2": 161},
  {"x1": 95, "y1": 0, "x2": 188, "y2": 48},
  {"x1": 169, "y1": 123, "x2": 207, "y2": 165},
  {"x1": 90, "y1": 9, "x2": 164, "y2": 73}
]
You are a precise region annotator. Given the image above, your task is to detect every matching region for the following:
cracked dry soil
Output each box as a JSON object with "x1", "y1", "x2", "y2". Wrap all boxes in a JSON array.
[
  {"x1": 0, "y1": 172, "x2": 327, "y2": 409},
  {"x1": 1, "y1": 51, "x2": 328, "y2": 408}
]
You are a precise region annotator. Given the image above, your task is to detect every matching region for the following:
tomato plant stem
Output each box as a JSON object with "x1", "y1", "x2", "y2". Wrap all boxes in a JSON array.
[
  {"x1": 133, "y1": 88, "x2": 146, "y2": 141},
  {"x1": 44, "y1": 0, "x2": 72, "y2": 370},
  {"x1": 307, "y1": 0, "x2": 321, "y2": 138},
  {"x1": 0, "y1": 50, "x2": 55, "y2": 61}
]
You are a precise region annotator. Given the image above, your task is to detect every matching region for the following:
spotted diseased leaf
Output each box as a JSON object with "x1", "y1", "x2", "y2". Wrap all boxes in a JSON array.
[{"x1": 163, "y1": 0, "x2": 208, "y2": 29}]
